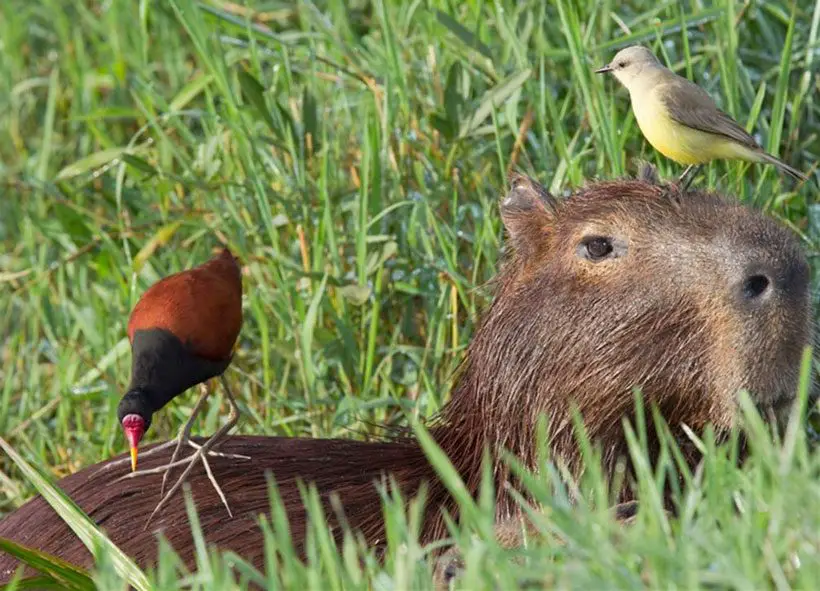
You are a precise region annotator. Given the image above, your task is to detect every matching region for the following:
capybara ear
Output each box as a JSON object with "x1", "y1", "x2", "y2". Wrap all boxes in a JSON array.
[
  {"x1": 634, "y1": 160, "x2": 661, "y2": 185},
  {"x1": 501, "y1": 172, "x2": 556, "y2": 257}
]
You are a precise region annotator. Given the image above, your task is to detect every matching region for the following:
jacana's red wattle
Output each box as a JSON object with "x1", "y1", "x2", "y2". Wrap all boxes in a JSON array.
[{"x1": 121, "y1": 413, "x2": 146, "y2": 448}]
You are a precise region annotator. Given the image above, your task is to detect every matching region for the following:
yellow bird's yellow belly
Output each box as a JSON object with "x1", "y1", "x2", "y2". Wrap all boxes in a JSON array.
[{"x1": 629, "y1": 87, "x2": 750, "y2": 165}]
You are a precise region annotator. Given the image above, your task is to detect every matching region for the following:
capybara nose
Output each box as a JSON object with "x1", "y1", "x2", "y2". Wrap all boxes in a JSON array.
[
  {"x1": 741, "y1": 272, "x2": 771, "y2": 301},
  {"x1": 737, "y1": 257, "x2": 809, "y2": 306}
]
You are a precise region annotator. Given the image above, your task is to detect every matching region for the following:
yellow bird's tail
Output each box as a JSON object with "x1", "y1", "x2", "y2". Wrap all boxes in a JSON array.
[{"x1": 756, "y1": 151, "x2": 810, "y2": 184}]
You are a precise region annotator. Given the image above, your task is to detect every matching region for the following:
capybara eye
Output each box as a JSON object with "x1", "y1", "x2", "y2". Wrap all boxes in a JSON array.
[{"x1": 580, "y1": 236, "x2": 615, "y2": 261}]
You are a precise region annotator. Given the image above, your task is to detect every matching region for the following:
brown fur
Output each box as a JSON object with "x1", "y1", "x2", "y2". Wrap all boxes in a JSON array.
[
  {"x1": 431, "y1": 501, "x2": 645, "y2": 589},
  {"x1": 0, "y1": 171, "x2": 811, "y2": 583},
  {"x1": 1, "y1": 437, "x2": 430, "y2": 582},
  {"x1": 127, "y1": 248, "x2": 242, "y2": 361}
]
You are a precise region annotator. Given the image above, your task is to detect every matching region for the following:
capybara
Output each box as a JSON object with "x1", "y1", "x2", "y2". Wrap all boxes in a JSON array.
[{"x1": 0, "y1": 166, "x2": 812, "y2": 583}]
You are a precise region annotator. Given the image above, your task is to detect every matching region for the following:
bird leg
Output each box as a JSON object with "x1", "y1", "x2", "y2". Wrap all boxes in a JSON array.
[
  {"x1": 112, "y1": 381, "x2": 248, "y2": 478},
  {"x1": 161, "y1": 380, "x2": 252, "y2": 500},
  {"x1": 100, "y1": 383, "x2": 243, "y2": 476},
  {"x1": 141, "y1": 376, "x2": 245, "y2": 526},
  {"x1": 675, "y1": 164, "x2": 702, "y2": 192},
  {"x1": 160, "y1": 382, "x2": 212, "y2": 497},
  {"x1": 115, "y1": 376, "x2": 249, "y2": 527}
]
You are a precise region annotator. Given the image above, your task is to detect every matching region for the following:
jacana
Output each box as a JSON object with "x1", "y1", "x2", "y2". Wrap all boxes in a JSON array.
[{"x1": 113, "y1": 247, "x2": 246, "y2": 522}]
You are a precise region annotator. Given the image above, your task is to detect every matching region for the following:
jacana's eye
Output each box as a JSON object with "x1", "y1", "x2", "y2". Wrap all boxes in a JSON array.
[{"x1": 578, "y1": 236, "x2": 621, "y2": 262}]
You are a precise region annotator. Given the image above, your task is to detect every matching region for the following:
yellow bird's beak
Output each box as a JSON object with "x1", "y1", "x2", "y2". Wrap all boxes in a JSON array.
[{"x1": 130, "y1": 446, "x2": 138, "y2": 472}]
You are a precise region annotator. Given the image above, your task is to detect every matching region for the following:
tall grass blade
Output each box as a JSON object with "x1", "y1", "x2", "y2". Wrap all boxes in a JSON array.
[{"x1": 0, "y1": 438, "x2": 150, "y2": 591}]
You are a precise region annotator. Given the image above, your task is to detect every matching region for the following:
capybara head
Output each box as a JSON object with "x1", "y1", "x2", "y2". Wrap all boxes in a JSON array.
[{"x1": 440, "y1": 167, "x2": 812, "y2": 496}]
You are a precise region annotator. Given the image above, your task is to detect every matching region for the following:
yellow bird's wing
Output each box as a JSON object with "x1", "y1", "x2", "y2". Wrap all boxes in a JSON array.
[{"x1": 660, "y1": 76, "x2": 762, "y2": 151}]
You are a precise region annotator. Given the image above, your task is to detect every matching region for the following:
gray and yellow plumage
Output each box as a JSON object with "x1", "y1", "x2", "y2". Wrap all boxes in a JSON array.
[{"x1": 595, "y1": 46, "x2": 809, "y2": 185}]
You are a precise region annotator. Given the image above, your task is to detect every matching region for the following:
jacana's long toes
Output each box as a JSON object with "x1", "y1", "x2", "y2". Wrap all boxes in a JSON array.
[
  {"x1": 187, "y1": 439, "x2": 250, "y2": 460},
  {"x1": 94, "y1": 440, "x2": 178, "y2": 475},
  {"x1": 113, "y1": 455, "x2": 198, "y2": 481},
  {"x1": 159, "y1": 434, "x2": 187, "y2": 497},
  {"x1": 139, "y1": 388, "x2": 245, "y2": 526},
  {"x1": 191, "y1": 448, "x2": 233, "y2": 518},
  {"x1": 113, "y1": 443, "x2": 250, "y2": 484},
  {"x1": 143, "y1": 439, "x2": 239, "y2": 527}
]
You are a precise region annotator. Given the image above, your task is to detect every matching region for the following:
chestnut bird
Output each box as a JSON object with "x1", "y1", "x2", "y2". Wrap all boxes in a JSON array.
[{"x1": 108, "y1": 247, "x2": 246, "y2": 524}]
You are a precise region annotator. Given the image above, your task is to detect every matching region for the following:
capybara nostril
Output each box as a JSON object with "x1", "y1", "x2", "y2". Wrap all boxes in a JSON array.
[
  {"x1": 735, "y1": 252, "x2": 809, "y2": 305},
  {"x1": 742, "y1": 273, "x2": 771, "y2": 301}
]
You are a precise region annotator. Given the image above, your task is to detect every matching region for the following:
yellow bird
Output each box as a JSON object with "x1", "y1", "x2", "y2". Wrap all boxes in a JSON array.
[{"x1": 595, "y1": 46, "x2": 809, "y2": 188}]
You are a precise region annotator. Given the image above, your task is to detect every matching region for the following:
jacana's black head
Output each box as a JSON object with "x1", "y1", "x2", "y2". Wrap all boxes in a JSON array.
[
  {"x1": 118, "y1": 329, "x2": 234, "y2": 471},
  {"x1": 116, "y1": 389, "x2": 154, "y2": 471}
]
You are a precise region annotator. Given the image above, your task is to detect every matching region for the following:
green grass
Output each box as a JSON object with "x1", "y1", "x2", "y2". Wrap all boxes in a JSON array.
[{"x1": 0, "y1": 0, "x2": 819, "y2": 588}]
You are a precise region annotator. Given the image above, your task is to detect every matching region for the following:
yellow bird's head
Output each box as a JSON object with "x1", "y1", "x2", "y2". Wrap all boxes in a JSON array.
[{"x1": 595, "y1": 45, "x2": 663, "y2": 90}]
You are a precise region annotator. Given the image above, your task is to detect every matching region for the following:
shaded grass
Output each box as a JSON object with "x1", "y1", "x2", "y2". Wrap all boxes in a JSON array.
[{"x1": 0, "y1": 0, "x2": 819, "y2": 587}]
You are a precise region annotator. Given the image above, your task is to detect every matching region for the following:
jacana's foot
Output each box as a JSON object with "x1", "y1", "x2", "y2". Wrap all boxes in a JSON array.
[
  {"x1": 142, "y1": 434, "x2": 248, "y2": 527},
  {"x1": 93, "y1": 439, "x2": 179, "y2": 475},
  {"x1": 158, "y1": 430, "x2": 251, "y2": 496},
  {"x1": 116, "y1": 375, "x2": 247, "y2": 527},
  {"x1": 115, "y1": 439, "x2": 250, "y2": 480},
  {"x1": 114, "y1": 448, "x2": 246, "y2": 527}
]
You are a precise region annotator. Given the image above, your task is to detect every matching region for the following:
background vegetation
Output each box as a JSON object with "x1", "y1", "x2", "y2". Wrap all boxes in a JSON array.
[{"x1": 1, "y1": 0, "x2": 818, "y2": 588}]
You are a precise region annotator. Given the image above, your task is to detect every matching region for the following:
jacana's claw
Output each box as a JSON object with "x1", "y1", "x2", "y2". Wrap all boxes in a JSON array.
[
  {"x1": 113, "y1": 442, "x2": 249, "y2": 482},
  {"x1": 142, "y1": 376, "x2": 246, "y2": 527},
  {"x1": 142, "y1": 434, "x2": 246, "y2": 527},
  {"x1": 93, "y1": 440, "x2": 178, "y2": 476},
  {"x1": 186, "y1": 439, "x2": 251, "y2": 460},
  {"x1": 145, "y1": 446, "x2": 231, "y2": 526}
]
